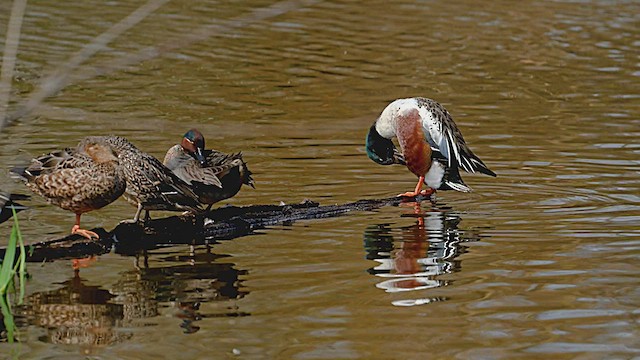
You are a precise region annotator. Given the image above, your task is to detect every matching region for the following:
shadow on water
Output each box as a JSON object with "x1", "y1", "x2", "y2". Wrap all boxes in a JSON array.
[
  {"x1": 8, "y1": 245, "x2": 247, "y2": 349},
  {"x1": 364, "y1": 201, "x2": 484, "y2": 307}
]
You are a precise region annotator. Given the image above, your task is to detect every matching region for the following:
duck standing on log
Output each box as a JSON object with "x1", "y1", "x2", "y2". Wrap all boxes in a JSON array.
[
  {"x1": 12, "y1": 140, "x2": 125, "y2": 239},
  {"x1": 164, "y1": 129, "x2": 254, "y2": 212},
  {"x1": 80, "y1": 136, "x2": 203, "y2": 223},
  {"x1": 366, "y1": 97, "x2": 496, "y2": 197}
]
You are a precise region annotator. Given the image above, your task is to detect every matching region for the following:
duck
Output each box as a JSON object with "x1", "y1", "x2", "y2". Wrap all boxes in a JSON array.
[
  {"x1": 12, "y1": 140, "x2": 126, "y2": 239},
  {"x1": 163, "y1": 128, "x2": 254, "y2": 212},
  {"x1": 0, "y1": 191, "x2": 29, "y2": 224},
  {"x1": 366, "y1": 97, "x2": 496, "y2": 197},
  {"x1": 79, "y1": 135, "x2": 203, "y2": 222}
]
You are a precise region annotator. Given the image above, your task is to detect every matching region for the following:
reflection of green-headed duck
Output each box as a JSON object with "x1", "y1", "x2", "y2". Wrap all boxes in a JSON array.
[
  {"x1": 80, "y1": 136, "x2": 203, "y2": 223},
  {"x1": 164, "y1": 129, "x2": 254, "y2": 212},
  {"x1": 0, "y1": 191, "x2": 28, "y2": 224},
  {"x1": 366, "y1": 97, "x2": 496, "y2": 197},
  {"x1": 13, "y1": 140, "x2": 125, "y2": 239}
]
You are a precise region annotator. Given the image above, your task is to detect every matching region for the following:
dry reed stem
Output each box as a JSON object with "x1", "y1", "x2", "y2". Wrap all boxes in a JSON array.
[
  {"x1": 4, "y1": 0, "x2": 169, "y2": 127},
  {"x1": 0, "y1": 0, "x2": 28, "y2": 131},
  {"x1": 6, "y1": 0, "x2": 321, "y2": 124}
]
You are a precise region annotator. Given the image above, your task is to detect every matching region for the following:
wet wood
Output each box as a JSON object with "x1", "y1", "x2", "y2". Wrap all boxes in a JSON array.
[{"x1": 0, "y1": 195, "x2": 431, "y2": 262}]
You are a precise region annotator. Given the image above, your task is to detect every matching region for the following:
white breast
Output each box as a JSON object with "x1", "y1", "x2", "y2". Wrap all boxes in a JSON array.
[
  {"x1": 374, "y1": 98, "x2": 420, "y2": 139},
  {"x1": 424, "y1": 161, "x2": 445, "y2": 189}
]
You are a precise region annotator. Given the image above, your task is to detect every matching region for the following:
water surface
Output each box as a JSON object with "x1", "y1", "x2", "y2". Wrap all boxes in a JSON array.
[{"x1": 0, "y1": 0, "x2": 639, "y2": 358}]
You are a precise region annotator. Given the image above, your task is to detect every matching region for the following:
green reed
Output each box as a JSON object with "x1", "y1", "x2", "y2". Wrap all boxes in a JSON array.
[{"x1": 0, "y1": 207, "x2": 27, "y2": 343}]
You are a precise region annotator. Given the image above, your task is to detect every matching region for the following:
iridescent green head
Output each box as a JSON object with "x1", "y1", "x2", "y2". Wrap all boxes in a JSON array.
[
  {"x1": 366, "y1": 124, "x2": 404, "y2": 166},
  {"x1": 181, "y1": 129, "x2": 206, "y2": 165}
]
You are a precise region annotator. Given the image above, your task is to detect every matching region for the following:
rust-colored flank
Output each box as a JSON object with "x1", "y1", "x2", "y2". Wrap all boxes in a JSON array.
[{"x1": 395, "y1": 108, "x2": 431, "y2": 177}]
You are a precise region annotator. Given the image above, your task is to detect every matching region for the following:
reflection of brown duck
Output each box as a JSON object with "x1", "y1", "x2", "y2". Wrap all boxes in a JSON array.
[
  {"x1": 12, "y1": 140, "x2": 125, "y2": 239},
  {"x1": 19, "y1": 270, "x2": 130, "y2": 349}
]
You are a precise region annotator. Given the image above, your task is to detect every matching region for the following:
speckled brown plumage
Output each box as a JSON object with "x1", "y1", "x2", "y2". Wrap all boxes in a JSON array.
[
  {"x1": 80, "y1": 136, "x2": 202, "y2": 222},
  {"x1": 164, "y1": 129, "x2": 254, "y2": 211},
  {"x1": 13, "y1": 140, "x2": 125, "y2": 238}
]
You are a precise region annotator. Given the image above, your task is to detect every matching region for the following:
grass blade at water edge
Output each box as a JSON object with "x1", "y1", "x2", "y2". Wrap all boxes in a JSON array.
[
  {"x1": 0, "y1": 227, "x2": 17, "y2": 294},
  {"x1": 12, "y1": 208, "x2": 26, "y2": 304},
  {"x1": 0, "y1": 293, "x2": 16, "y2": 343}
]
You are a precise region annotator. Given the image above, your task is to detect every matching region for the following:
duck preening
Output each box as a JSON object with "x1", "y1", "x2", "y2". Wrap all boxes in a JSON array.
[
  {"x1": 164, "y1": 128, "x2": 254, "y2": 212},
  {"x1": 366, "y1": 97, "x2": 496, "y2": 197},
  {"x1": 80, "y1": 136, "x2": 203, "y2": 223},
  {"x1": 12, "y1": 140, "x2": 126, "y2": 239}
]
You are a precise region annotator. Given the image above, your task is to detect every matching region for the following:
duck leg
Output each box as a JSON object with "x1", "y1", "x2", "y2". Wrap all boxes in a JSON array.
[
  {"x1": 132, "y1": 203, "x2": 144, "y2": 223},
  {"x1": 414, "y1": 202, "x2": 424, "y2": 227},
  {"x1": 398, "y1": 176, "x2": 435, "y2": 197},
  {"x1": 71, "y1": 213, "x2": 99, "y2": 239},
  {"x1": 143, "y1": 210, "x2": 151, "y2": 224}
]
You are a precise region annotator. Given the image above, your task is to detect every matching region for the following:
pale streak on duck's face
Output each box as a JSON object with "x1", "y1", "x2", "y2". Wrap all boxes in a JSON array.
[{"x1": 181, "y1": 137, "x2": 197, "y2": 154}]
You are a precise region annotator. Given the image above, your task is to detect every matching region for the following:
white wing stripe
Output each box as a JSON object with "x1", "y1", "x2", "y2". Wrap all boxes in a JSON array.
[{"x1": 447, "y1": 131, "x2": 460, "y2": 165}]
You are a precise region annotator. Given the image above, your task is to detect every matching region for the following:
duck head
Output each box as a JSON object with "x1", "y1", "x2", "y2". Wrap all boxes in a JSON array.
[
  {"x1": 83, "y1": 142, "x2": 119, "y2": 164},
  {"x1": 181, "y1": 129, "x2": 206, "y2": 166},
  {"x1": 366, "y1": 123, "x2": 405, "y2": 166}
]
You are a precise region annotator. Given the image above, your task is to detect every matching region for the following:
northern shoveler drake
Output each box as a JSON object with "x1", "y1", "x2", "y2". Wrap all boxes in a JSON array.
[
  {"x1": 0, "y1": 191, "x2": 29, "y2": 224},
  {"x1": 12, "y1": 140, "x2": 126, "y2": 239},
  {"x1": 80, "y1": 136, "x2": 203, "y2": 223},
  {"x1": 366, "y1": 97, "x2": 496, "y2": 197},
  {"x1": 164, "y1": 129, "x2": 254, "y2": 212}
]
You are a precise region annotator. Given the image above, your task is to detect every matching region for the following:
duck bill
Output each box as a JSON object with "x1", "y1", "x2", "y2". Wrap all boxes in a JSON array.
[{"x1": 195, "y1": 147, "x2": 206, "y2": 166}]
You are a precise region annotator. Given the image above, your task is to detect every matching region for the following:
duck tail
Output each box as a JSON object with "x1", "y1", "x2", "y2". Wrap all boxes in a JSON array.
[
  {"x1": 10, "y1": 165, "x2": 31, "y2": 181},
  {"x1": 465, "y1": 151, "x2": 496, "y2": 177},
  {"x1": 241, "y1": 161, "x2": 255, "y2": 188},
  {"x1": 439, "y1": 164, "x2": 473, "y2": 193}
]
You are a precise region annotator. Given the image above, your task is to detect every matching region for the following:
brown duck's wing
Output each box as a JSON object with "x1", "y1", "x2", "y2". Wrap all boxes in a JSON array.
[
  {"x1": 204, "y1": 150, "x2": 241, "y2": 166},
  {"x1": 173, "y1": 160, "x2": 223, "y2": 188},
  {"x1": 23, "y1": 148, "x2": 93, "y2": 178},
  {"x1": 137, "y1": 149, "x2": 205, "y2": 204},
  {"x1": 29, "y1": 166, "x2": 97, "y2": 199},
  {"x1": 205, "y1": 150, "x2": 254, "y2": 186}
]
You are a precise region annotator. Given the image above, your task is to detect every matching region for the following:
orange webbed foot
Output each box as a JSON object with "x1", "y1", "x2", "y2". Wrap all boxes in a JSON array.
[
  {"x1": 71, "y1": 225, "x2": 99, "y2": 240},
  {"x1": 397, "y1": 189, "x2": 435, "y2": 198},
  {"x1": 397, "y1": 191, "x2": 419, "y2": 198},
  {"x1": 419, "y1": 188, "x2": 435, "y2": 196}
]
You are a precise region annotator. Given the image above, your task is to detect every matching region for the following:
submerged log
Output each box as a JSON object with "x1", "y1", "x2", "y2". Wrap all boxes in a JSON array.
[{"x1": 0, "y1": 195, "x2": 431, "y2": 262}]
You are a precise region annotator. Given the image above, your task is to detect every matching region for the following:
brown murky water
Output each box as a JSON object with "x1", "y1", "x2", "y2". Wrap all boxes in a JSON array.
[{"x1": 1, "y1": 0, "x2": 639, "y2": 358}]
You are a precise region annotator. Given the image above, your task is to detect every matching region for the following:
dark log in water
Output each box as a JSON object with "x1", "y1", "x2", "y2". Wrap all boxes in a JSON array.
[{"x1": 0, "y1": 195, "x2": 431, "y2": 262}]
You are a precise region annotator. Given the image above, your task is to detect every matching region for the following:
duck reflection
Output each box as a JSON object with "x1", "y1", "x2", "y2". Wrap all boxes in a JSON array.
[
  {"x1": 17, "y1": 270, "x2": 131, "y2": 350},
  {"x1": 364, "y1": 202, "x2": 480, "y2": 306},
  {"x1": 115, "y1": 245, "x2": 249, "y2": 334},
  {"x1": 16, "y1": 245, "x2": 248, "y2": 348}
]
